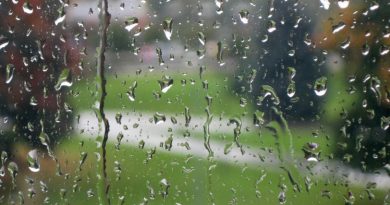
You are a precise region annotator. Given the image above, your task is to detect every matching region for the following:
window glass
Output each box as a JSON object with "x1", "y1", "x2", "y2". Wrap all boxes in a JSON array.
[{"x1": 1, "y1": 0, "x2": 390, "y2": 204}]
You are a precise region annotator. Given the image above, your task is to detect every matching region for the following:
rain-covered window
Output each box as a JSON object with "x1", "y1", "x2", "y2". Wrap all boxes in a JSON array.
[{"x1": 1, "y1": 0, "x2": 390, "y2": 204}]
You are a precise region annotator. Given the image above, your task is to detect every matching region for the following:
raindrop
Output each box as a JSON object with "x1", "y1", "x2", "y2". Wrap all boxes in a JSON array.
[
  {"x1": 54, "y1": 69, "x2": 72, "y2": 91},
  {"x1": 78, "y1": 152, "x2": 88, "y2": 171},
  {"x1": 22, "y1": 1, "x2": 34, "y2": 14},
  {"x1": 163, "y1": 17, "x2": 173, "y2": 40},
  {"x1": 217, "y1": 41, "x2": 224, "y2": 66},
  {"x1": 40, "y1": 181, "x2": 48, "y2": 193},
  {"x1": 55, "y1": 7, "x2": 66, "y2": 25},
  {"x1": 239, "y1": 9, "x2": 249, "y2": 24},
  {"x1": 381, "y1": 116, "x2": 390, "y2": 130},
  {"x1": 115, "y1": 132, "x2": 124, "y2": 150},
  {"x1": 369, "y1": 1, "x2": 379, "y2": 11},
  {"x1": 362, "y1": 42, "x2": 370, "y2": 56},
  {"x1": 160, "y1": 178, "x2": 170, "y2": 198},
  {"x1": 158, "y1": 75, "x2": 173, "y2": 93},
  {"x1": 0, "y1": 36, "x2": 9, "y2": 51},
  {"x1": 6, "y1": 64, "x2": 15, "y2": 84},
  {"x1": 287, "y1": 82, "x2": 296, "y2": 98},
  {"x1": 278, "y1": 191, "x2": 286, "y2": 204},
  {"x1": 240, "y1": 97, "x2": 247, "y2": 107},
  {"x1": 267, "y1": 20, "x2": 276, "y2": 33},
  {"x1": 314, "y1": 77, "x2": 328, "y2": 96},
  {"x1": 320, "y1": 0, "x2": 330, "y2": 10},
  {"x1": 8, "y1": 161, "x2": 18, "y2": 188},
  {"x1": 115, "y1": 113, "x2": 122, "y2": 124},
  {"x1": 215, "y1": 0, "x2": 224, "y2": 14},
  {"x1": 164, "y1": 135, "x2": 173, "y2": 151},
  {"x1": 156, "y1": 47, "x2": 165, "y2": 65},
  {"x1": 258, "y1": 85, "x2": 280, "y2": 105},
  {"x1": 125, "y1": 17, "x2": 139, "y2": 32},
  {"x1": 288, "y1": 67, "x2": 296, "y2": 80},
  {"x1": 380, "y1": 45, "x2": 389, "y2": 56},
  {"x1": 340, "y1": 37, "x2": 350, "y2": 49},
  {"x1": 27, "y1": 149, "x2": 40, "y2": 172},
  {"x1": 87, "y1": 189, "x2": 95, "y2": 197},
  {"x1": 253, "y1": 111, "x2": 265, "y2": 127},
  {"x1": 184, "y1": 107, "x2": 191, "y2": 127},
  {"x1": 30, "y1": 96, "x2": 38, "y2": 106},
  {"x1": 332, "y1": 22, "x2": 346, "y2": 34},
  {"x1": 126, "y1": 81, "x2": 137, "y2": 101},
  {"x1": 0, "y1": 151, "x2": 8, "y2": 177},
  {"x1": 197, "y1": 32, "x2": 206, "y2": 46},
  {"x1": 39, "y1": 128, "x2": 54, "y2": 158},
  {"x1": 153, "y1": 112, "x2": 166, "y2": 124},
  {"x1": 337, "y1": 0, "x2": 349, "y2": 9},
  {"x1": 171, "y1": 116, "x2": 177, "y2": 124}
]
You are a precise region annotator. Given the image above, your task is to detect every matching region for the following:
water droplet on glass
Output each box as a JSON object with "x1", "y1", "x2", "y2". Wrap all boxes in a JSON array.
[
  {"x1": 8, "y1": 161, "x2": 18, "y2": 188},
  {"x1": 369, "y1": 1, "x2": 379, "y2": 11},
  {"x1": 126, "y1": 81, "x2": 137, "y2": 101},
  {"x1": 217, "y1": 41, "x2": 224, "y2": 66},
  {"x1": 362, "y1": 42, "x2": 370, "y2": 56},
  {"x1": 55, "y1": 7, "x2": 66, "y2": 25},
  {"x1": 340, "y1": 37, "x2": 350, "y2": 49},
  {"x1": 158, "y1": 75, "x2": 173, "y2": 93},
  {"x1": 6, "y1": 64, "x2": 15, "y2": 84},
  {"x1": 153, "y1": 112, "x2": 166, "y2": 125},
  {"x1": 320, "y1": 0, "x2": 330, "y2": 10},
  {"x1": 87, "y1": 189, "x2": 95, "y2": 197},
  {"x1": 215, "y1": 0, "x2": 224, "y2": 14},
  {"x1": 160, "y1": 178, "x2": 170, "y2": 198},
  {"x1": 258, "y1": 85, "x2": 280, "y2": 105},
  {"x1": 0, "y1": 36, "x2": 9, "y2": 51},
  {"x1": 278, "y1": 191, "x2": 286, "y2": 204},
  {"x1": 197, "y1": 32, "x2": 206, "y2": 46},
  {"x1": 163, "y1": 17, "x2": 173, "y2": 40},
  {"x1": 287, "y1": 82, "x2": 296, "y2": 98},
  {"x1": 267, "y1": 20, "x2": 276, "y2": 33},
  {"x1": 156, "y1": 47, "x2": 165, "y2": 65},
  {"x1": 380, "y1": 45, "x2": 389, "y2": 56},
  {"x1": 22, "y1": 2, "x2": 34, "y2": 14},
  {"x1": 54, "y1": 69, "x2": 72, "y2": 91},
  {"x1": 381, "y1": 116, "x2": 390, "y2": 130},
  {"x1": 30, "y1": 96, "x2": 38, "y2": 106},
  {"x1": 240, "y1": 97, "x2": 247, "y2": 107},
  {"x1": 39, "y1": 128, "x2": 54, "y2": 158},
  {"x1": 125, "y1": 17, "x2": 139, "y2": 32},
  {"x1": 0, "y1": 151, "x2": 8, "y2": 177},
  {"x1": 332, "y1": 22, "x2": 346, "y2": 34},
  {"x1": 314, "y1": 77, "x2": 328, "y2": 96},
  {"x1": 27, "y1": 149, "x2": 40, "y2": 172},
  {"x1": 288, "y1": 67, "x2": 296, "y2": 80},
  {"x1": 253, "y1": 111, "x2": 265, "y2": 127},
  {"x1": 239, "y1": 9, "x2": 249, "y2": 24},
  {"x1": 115, "y1": 113, "x2": 122, "y2": 124},
  {"x1": 78, "y1": 152, "x2": 88, "y2": 171},
  {"x1": 337, "y1": 0, "x2": 349, "y2": 9},
  {"x1": 184, "y1": 107, "x2": 191, "y2": 127}
]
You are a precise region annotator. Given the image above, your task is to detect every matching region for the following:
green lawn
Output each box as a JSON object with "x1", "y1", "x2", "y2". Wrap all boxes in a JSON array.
[
  {"x1": 15, "y1": 138, "x2": 384, "y2": 205},
  {"x1": 70, "y1": 72, "x2": 252, "y2": 116},
  {"x1": 9, "y1": 72, "x2": 381, "y2": 204}
]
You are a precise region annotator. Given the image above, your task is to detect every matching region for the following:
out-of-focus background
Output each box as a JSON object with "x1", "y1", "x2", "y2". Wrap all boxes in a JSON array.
[{"x1": 1, "y1": 0, "x2": 390, "y2": 204}]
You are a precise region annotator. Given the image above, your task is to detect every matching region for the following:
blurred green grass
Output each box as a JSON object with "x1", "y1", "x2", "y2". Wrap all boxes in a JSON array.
[
  {"x1": 51, "y1": 72, "x2": 388, "y2": 204},
  {"x1": 34, "y1": 137, "x2": 386, "y2": 205},
  {"x1": 70, "y1": 72, "x2": 252, "y2": 115}
]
